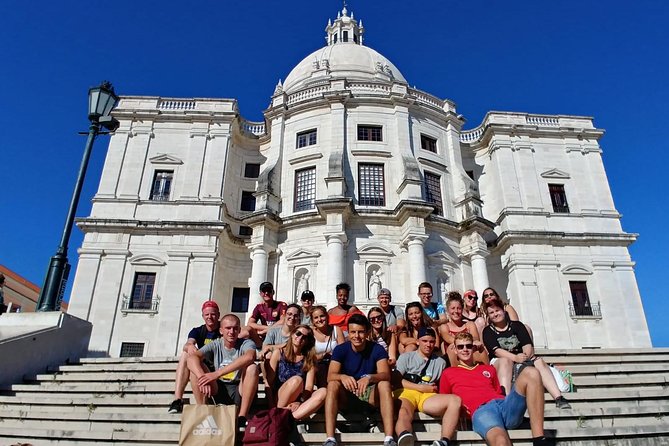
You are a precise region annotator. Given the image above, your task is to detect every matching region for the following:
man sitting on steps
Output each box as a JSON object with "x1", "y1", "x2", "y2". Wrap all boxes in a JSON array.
[
  {"x1": 439, "y1": 332, "x2": 554, "y2": 446},
  {"x1": 168, "y1": 300, "x2": 221, "y2": 414},
  {"x1": 187, "y1": 313, "x2": 259, "y2": 430}
]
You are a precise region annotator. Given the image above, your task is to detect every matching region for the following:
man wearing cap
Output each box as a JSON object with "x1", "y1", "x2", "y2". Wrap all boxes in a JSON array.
[
  {"x1": 394, "y1": 327, "x2": 460, "y2": 446},
  {"x1": 439, "y1": 332, "x2": 553, "y2": 446},
  {"x1": 248, "y1": 281, "x2": 288, "y2": 338},
  {"x1": 300, "y1": 290, "x2": 315, "y2": 325},
  {"x1": 377, "y1": 288, "x2": 406, "y2": 333},
  {"x1": 168, "y1": 300, "x2": 221, "y2": 414}
]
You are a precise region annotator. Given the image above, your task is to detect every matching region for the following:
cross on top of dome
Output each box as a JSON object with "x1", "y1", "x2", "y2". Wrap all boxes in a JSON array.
[{"x1": 325, "y1": 4, "x2": 364, "y2": 46}]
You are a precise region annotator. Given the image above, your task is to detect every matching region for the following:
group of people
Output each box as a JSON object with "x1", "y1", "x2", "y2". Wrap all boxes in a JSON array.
[{"x1": 168, "y1": 280, "x2": 570, "y2": 446}]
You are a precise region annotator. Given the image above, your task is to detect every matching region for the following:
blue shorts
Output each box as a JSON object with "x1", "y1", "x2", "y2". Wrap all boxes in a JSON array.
[{"x1": 472, "y1": 388, "x2": 527, "y2": 438}]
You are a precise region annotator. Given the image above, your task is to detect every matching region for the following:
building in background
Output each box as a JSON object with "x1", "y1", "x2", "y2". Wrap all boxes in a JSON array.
[
  {"x1": 0, "y1": 265, "x2": 39, "y2": 313},
  {"x1": 67, "y1": 8, "x2": 650, "y2": 357}
]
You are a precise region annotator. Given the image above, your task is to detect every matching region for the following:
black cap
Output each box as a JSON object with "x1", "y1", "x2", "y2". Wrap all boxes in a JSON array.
[
  {"x1": 300, "y1": 290, "x2": 315, "y2": 301},
  {"x1": 259, "y1": 282, "x2": 274, "y2": 293},
  {"x1": 417, "y1": 327, "x2": 437, "y2": 339}
]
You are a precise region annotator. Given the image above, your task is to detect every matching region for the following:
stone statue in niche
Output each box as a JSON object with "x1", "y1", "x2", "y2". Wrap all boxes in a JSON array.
[
  {"x1": 437, "y1": 276, "x2": 448, "y2": 303},
  {"x1": 295, "y1": 272, "x2": 310, "y2": 301},
  {"x1": 368, "y1": 270, "x2": 382, "y2": 300}
]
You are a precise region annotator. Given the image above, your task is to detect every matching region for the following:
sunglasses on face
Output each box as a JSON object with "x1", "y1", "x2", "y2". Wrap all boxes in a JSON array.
[
  {"x1": 466, "y1": 295, "x2": 478, "y2": 300},
  {"x1": 294, "y1": 331, "x2": 311, "y2": 338},
  {"x1": 455, "y1": 343, "x2": 474, "y2": 350},
  {"x1": 483, "y1": 293, "x2": 496, "y2": 298},
  {"x1": 369, "y1": 315, "x2": 384, "y2": 323}
]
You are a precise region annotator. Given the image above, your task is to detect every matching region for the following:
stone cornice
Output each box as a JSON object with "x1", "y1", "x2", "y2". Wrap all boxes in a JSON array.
[
  {"x1": 75, "y1": 218, "x2": 227, "y2": 236},
  {"x1": 493, "y1": 230, "x2": 638, "y2": 252}
]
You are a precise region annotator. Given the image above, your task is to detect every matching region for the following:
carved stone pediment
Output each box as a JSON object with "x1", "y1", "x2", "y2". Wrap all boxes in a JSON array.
[
  {"x1": 129, "y1": 254, "x2": 166, "y2": 266},
  {"x1": 561, "y1": 264, "x2": 593, "y2": 275},
  {"x1": 540, "y1": 168, "x2": 570, "y2": 179},
  {"x1": 357, "y1": 243, "x2": 394, "y2": 258},
  {"x1": 285, "y1": 248, "x2": 321, "y2": 262},
  {"x1": 427, "y1": 250, "x2": 459, "y2": 268},
  {"x1": 149, "y1": 154, "x2": 183, "y2": 165}
]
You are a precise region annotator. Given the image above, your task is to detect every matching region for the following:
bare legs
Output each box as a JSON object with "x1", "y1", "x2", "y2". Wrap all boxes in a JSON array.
[
  {"x1": 324, "y1": 380, "x2": 395, "y2": 438},
  {"x1": 395, "y1": 394, "x2": 461, "y2": 440}
]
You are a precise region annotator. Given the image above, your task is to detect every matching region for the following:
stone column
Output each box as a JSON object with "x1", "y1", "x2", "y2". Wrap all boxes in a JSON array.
[
  {"x1": 406, "y1": 236, "x2": 428, "y2": 290},
  {"x1": 470, "y1": 252, "x2": 490, "y2": 293},
  {"x1": 246, "y1": 246, "x2": 269, "y2": 322},
  {"x1": 326, "y1": 234, "x2": 346, "y2": 308}
]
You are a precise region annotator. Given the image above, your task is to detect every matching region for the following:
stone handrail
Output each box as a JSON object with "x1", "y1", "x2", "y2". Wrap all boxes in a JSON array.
[
  {"x1": 287, "y1": 85, "x2": 331, "y2": 105},
  {"x1": 526, "y1": 115, "x2": 559, "y2": 126},
  {"x1": 157, "y1": 99, "x2": 196, "y2": 111},
  {"x1": 408, "y1": 88, "x2": 444, "y2": 109},
  {"x1": 240, "y1": 119, "x2": 266, "y2": 136},
  {"x1": 460, "y1": 126, "x2": 484, "y2": 143}
]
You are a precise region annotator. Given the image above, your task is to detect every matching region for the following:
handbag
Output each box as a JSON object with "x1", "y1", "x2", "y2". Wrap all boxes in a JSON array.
[
  {"x1": 178, "y1": 403, "x2": 236, "y2": 446},
  {"x1": 403, "y1": 355, "x2": 434, "y2": 384},
  {"x1": 242, "y1": 407, "x2": 295, "y2": 446}
]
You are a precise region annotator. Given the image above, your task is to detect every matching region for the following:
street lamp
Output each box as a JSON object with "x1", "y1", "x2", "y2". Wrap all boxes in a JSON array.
[{"x1": 36, "y1": 81, "x2": 120, "y2": 312}]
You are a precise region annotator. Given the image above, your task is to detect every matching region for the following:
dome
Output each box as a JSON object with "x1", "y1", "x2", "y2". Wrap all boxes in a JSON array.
[
  {"x1": 283, "y1": 43, "x2": 407, "y2": 94},
  {"x1": 281, "y1": 8, "x2": 407, "y2": 94}
]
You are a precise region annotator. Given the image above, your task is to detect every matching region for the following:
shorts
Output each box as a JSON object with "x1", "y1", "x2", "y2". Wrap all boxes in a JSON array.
[
  {"x1": 393, "y1": 388, "x2": 437, "y2": 412},
  {"x1": 342, "y1": 383, "x2": 376, "y2": 410},
  {"x1": 213, "y1": 381, "x2": 242, "y2": 406},
  {"x1": 471, "y1": 387, "x2": 527, "y2": 438}
]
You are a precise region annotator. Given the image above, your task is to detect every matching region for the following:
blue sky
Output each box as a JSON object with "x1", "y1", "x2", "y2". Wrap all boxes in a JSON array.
[{"x1": 1, "y1": 1, "x2": 667, "y2": 345}]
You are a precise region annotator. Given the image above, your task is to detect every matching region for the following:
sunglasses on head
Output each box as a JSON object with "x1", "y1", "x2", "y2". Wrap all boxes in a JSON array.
[
  {"x1": 369, "y1": 315, "x2": 384, "y2": 323},
  {"x1": 455, "y1": 343, "x2": 474, "y2": 350},
  {"x1": 294, "y1": 330, "x2": 311, "y2": 338}
]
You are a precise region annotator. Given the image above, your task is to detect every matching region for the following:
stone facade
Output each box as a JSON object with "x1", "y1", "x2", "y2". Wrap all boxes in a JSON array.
[{"x1": 67, "y1": 8, "x2": 650, "y2": 356}]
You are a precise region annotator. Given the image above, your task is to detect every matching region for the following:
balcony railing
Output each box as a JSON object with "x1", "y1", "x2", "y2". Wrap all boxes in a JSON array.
[
  {"x1": 568, "y1": 301, "x2": 601, "y2": 319},
  {"x1": 121, "y1": 294, "x2": 160, "y2": 316}
]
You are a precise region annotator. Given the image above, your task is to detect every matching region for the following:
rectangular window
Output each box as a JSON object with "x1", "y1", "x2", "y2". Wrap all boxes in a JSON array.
[
  {"x1": 150, "y1": 170, "x2": 173, "y2": 201},
  {"x1": 420, "y1": 134, "x2": 438, "y2": 153},
  {"x1": 357, "y1": 125, "x2": 383, "y2": 142},
  {"x1": 549, "y1": 184, "x2": 570, "y2": 213},
  {"x1": 244, "y1": 163, "x2": 260, "y2": 178},
  {"x1": 358, "y1": 163, "x2": 385, "y2": 206},
  {"x1": 120, "y1": 342, "x2": 145, "y2": 357},
  {"x1": 569, "y1": 281, "x2": 593, "y2": 316},
  {"x1": 131, "y1": 273, "x2": 155, "y2": 310},
  {"x1": 294, "y1": 167, "x2": 317, "y2": 211},
  {"x1": 231, "y1": 287, "x2": 250, "y2": 313},
  {"x1": 239, "y1": 226, "x2": 253, "y2": 236},
  {"x1": 240, "y1": 191, "x2": 256, "y2": 211},
  {"x1": 424, "y1": 172, "x2": 443, "y2": 216},
  {"x1": 343, "y1": 31, "x2": 349, "y2": 42},
  {"x1": 296, "y1": 129, "x2": 317, "y2": 148}
]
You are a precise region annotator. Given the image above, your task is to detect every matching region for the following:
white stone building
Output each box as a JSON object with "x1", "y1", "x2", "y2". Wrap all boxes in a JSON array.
[{"x1": 67, "y1": 8, "x2": 650, "y2": 357}]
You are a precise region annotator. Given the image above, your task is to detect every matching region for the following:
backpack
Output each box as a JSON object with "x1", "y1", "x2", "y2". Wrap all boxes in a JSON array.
[{"x1": 242, "y1": 407, "x2": 294, "y2": 446}]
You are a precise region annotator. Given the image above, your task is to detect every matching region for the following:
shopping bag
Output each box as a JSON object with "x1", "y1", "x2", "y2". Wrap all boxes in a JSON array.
[
  {"x1": 549, "y1": 365, "x2": 572, "y2": 393},
  {"x1": 178, "y1": 403, "x2": 236, "y2": 446}
]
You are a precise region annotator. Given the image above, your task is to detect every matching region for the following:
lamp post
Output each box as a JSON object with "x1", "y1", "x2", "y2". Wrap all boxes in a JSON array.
[{"x1": 36, "y1": 81, "x2": 120, "y2": 312}]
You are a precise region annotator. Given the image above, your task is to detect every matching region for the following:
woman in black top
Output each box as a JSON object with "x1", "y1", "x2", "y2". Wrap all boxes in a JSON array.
[{"x1": 482, "y1": 298, "x2": 571, "y2": 409}]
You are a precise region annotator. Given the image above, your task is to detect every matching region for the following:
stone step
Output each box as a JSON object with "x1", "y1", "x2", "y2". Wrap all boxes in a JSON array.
[
  {"x1": 0, "y1": 427, "x2": 176, "y2": 442},
  {"x1": 52, "y1": 363, "x2": 179, "y2": 373},
  {"x1": 33, "y1": 372, "x2": 177, "y2": 382},
  {"x1": 0, "y1": 417, "x2": 181, "y2": 434}
]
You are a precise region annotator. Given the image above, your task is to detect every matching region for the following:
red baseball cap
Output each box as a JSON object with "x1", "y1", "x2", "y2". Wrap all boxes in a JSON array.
[{"x1": 201, "y1": 301, "x2": 220, "y2": 312}]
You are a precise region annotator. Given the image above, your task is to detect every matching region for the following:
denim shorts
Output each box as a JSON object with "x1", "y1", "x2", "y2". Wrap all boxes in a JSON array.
[{"x1": 472, "y1": 387, "x2": 527, "y2": 438}]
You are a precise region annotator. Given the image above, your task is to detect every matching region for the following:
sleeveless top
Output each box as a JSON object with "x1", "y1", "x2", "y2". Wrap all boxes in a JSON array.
[
  {"x1": 461, "y1": 311, "x2": 481, "y2": 324},
  {"x1": 314, "y1": 326, "x2": 339, "y2": 355},
  {"x1": 277, "y1": 350, "x2": 305, "y2": 384},
  {"x1": 447, "y1": 322, "x2": 470, "y2": 338},
  {"x1": 375, "y1": 333, "x2": 389, "y2": 351}
]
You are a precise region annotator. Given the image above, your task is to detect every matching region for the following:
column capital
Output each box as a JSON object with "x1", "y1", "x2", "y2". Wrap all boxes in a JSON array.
[
  {"x1": 325, "y1": 232, "x2": 347, "y2": 244},
  {"x1": 401, "y1": 233, "x2": 428, "y2": 248}
]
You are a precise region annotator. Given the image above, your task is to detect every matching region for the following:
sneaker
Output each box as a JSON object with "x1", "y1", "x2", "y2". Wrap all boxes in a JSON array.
[
  {"x1": 167, "y1": 399, "x2": 183, "y2": 414},
  {"x1": 297, "y1": 422, "x2": 308, "y2": 434},
  {"x1": 432, "y1": 440, "x2": 451, "y2": 446},
  {"x1": 555, "y1": 396, "x2": 572, "y2": 409},
  {"x1": 384, "y1": 438, "x2": 398, "y2": 446},
  {"x1": 322, "y1": 438, "x2": 338, "y2": 446},
  {"x1": 398, "y1": 430, "x2": 415, "y2": 446}
]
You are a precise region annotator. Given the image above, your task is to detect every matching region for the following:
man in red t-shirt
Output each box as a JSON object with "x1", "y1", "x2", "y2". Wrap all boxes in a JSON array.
[
  {"x1": 247, "y1": 282, "x2": 287, "y2": 338},
  {"x1": 439, "y1": 332, "x2": 553, "y2": 446}
]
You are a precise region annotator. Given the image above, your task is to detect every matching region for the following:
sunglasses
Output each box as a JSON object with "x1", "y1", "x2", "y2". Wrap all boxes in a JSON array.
[
  {"x1": 369, "y1": 315, "x2": 384, "y2": 323},
  {"x1": 455, "y1": 343, "x2": 474, "y2": 350},
  {"x1": 294, "y1": 331, "x2": 311, "y2": 338},
  {"x1": 483, "y1": 293, "x2": 496, "y2": 298},
  {"x1": 466, "y1": 295, "x2": 478, "y2": 300}
]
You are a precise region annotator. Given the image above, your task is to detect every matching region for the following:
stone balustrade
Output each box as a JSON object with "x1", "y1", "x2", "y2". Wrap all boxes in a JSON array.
[
  {"x1": 157, "y1": 99, "x2": 196, "y2": 111},
  {"x1": 240, "y1": 119, "x2": 266, "y2": 136}
]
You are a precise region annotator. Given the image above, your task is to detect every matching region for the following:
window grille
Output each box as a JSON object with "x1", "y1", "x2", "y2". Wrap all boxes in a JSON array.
[
  {"x1": 120, "y1": 342, "x2": 145, "y2": 357},
  {"x1": 357, "y1": 125, "x2": 383, "y2": 142},
  {"x1": 294, "y1": 167, "x2": 316, "y2": 211},
  {"x1": 358, "y1": 163, "x2": 385, "y2": 206},
  {"x1": 424, "y1": 172, "x2": 443, "y2": 216}
]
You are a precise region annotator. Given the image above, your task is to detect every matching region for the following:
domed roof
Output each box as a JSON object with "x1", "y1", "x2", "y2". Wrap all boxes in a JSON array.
[
  {"x1": 283, "y1": 44, "x2": 407, "y2": 94},
  {"x1": 282, "y1": 8, "x2": 407, "y2": 94}
]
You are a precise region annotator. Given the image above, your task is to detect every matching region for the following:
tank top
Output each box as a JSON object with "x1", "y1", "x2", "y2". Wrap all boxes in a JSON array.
[
  {"x1": 375, "y1": 333, "x2": 389, "y2": 351},
  {"x1": 448, "y1": 322, "x2": 470, "y2": 337},
  {"x1": 314, "y1": 326, "x2": 338, "y2": 355},
  {"x1": 278, "y1": 350, "x2": 305, "y2": 384}
]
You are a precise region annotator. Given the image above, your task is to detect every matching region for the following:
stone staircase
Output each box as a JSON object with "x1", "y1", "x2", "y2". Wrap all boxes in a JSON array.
[{"x1": 1, "y1": 349, "x2": 669, "y2": 445}]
